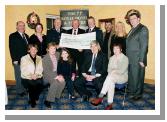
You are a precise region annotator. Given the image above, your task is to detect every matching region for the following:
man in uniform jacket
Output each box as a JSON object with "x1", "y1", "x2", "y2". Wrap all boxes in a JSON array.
[
  {"x1": 125, "y1": 9, "x2": 149, "y2": 100},
  {"x1": 9, "y1": 21, "x2": 29, "y2": 96},
  {"x1": 46, "y1": 18, "x2": 66, "y2": 45},
  {"x1": 67, "y1": 19, "x2": 85, "y2": 76}
]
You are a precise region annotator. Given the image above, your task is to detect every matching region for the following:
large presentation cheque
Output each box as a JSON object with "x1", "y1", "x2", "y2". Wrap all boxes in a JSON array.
[{"x1": 59, "y1": 32, "x2": 96, "y2": 49}]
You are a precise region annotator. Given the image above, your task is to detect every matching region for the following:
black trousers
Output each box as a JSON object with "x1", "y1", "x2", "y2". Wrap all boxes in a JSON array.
[
  {"x1": 64, "y1": 76, "x2": 75, "y2": 96},
  {"x1": 127, "y1": 64, "x2": 145, "y2": 97},
  {"x1": 68, "y1": 48, "x2": 83, "y2": 76},
  {"x1": 22, "y1": 78, "x2": 43, "y2": 103},
  {"x1": 74, "y1": 76, "x2": 105, "y2": 97}
]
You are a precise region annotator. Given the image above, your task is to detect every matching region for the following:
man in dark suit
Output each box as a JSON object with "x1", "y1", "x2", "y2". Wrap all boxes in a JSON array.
[
  {"x1": 125, "y1": 9, "x2": 149, "y2": 100},
  {"x1": 74, "y1": 40, "x2": 108, "y2": 102},
  {"x1": 86, "y1": 16, "x2": 103, "y2": 48},
  {"x1": 9, "y1": 21, "x2": 29, "y2": 96},
  {"x1": 102, "y1": 21, "x2": 113, "y2": 59},
  {"x1": 67, "y1": 19, "x2": 85, "y2": 76},
  {"x1": 46, "y1": 18, "x2": 66, "y2": 45}
]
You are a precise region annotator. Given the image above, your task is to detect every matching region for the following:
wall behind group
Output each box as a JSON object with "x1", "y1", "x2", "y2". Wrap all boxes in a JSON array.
[{"x1": 5, "y1": 5, "x2": 155, "y2": 81}]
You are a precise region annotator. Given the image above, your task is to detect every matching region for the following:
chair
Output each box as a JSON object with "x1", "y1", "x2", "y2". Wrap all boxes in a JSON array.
[{"x1": 115, "y1": 82, "x2": 128, "y2": 107}]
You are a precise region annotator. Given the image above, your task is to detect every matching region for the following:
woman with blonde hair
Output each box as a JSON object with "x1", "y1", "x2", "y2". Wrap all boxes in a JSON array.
[{"x1": 110, "y1": 21, "x2": 127, "y2": 56}]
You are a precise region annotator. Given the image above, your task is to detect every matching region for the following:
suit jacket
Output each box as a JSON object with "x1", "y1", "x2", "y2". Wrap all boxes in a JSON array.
[
  {"x1": 126, "y1": 23, "x2": 149, "y2": 66},
  {"x1": 82, "y1": 51, "x2": 108, "y2": 77},
  {"x1": 67, "y1": 28, "x2": 85, "y2": 35},
  {"x1": 86, "y1": 26, "x2": 103, "y2": 48},
  {"x1": 103, "y1": 31, "x2": 113, "y2": 59},
  {"x1": 9, "y1": 31, "x2": 29, "y2": 63},
  {"x1": 20, "y1": 54, "x2": 43, "y2": 79},
  {"x1": 46, "y1": 28, "x2": 66, "y2": 45},
  {"x1": 42, "y1": 53, "x2": 60, "y2": 83},
  {"x1": 66, "y1": 28, "x2": 85, "y2": 59},
  {"x1": 29, "y1": 34, "x2": 47, "y2": 56}
]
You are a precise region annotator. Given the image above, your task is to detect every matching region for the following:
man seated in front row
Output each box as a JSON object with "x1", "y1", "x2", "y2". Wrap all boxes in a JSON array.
[{"x1": 74, "y1": 40, "x2": 108, "y2": 102}]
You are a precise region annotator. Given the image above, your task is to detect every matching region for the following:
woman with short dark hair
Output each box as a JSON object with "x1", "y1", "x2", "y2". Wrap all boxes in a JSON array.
[
  {"x1": 125, "y1": 9, "x2": 149, "y2": 100},
  {"x1": 29, "y1": 23, "x2": 47, "y2": 57},
  {"x1": 21, "y1": 44, "x2": 43, "y2": 108}
]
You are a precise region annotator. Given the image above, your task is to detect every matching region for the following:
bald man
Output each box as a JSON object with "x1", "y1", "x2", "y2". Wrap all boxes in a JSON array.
[{"x1": 9, "y1": 21, "x2": 29, "y2": 96}]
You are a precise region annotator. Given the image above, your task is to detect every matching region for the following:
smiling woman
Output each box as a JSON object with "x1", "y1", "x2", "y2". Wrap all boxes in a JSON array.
[{"x1": 20, "y1": 44, "x2": 43, "y2": 108}]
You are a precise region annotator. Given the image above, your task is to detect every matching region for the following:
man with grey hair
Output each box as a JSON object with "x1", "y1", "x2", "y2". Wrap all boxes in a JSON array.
[
  {"x1": 74, "y1": 40, "x2": 108, "y2": 102},
  {"x1": 46, "y1": 18, "x2": 66, "y2": 45},
  {"x1": 9, "y1": 21, "x2": 29, "y2": 96}
]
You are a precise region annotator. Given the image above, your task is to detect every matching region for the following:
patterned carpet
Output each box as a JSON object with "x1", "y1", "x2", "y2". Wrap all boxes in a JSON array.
[{"x1": 5, "y1": 83, "x2": 155, "y2": 110}]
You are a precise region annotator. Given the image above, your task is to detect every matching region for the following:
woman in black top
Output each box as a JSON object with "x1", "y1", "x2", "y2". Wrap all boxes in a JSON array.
[
  {"x1": 29, "y1": 23, "x2": 47, "y2": 57},
  {"x1": 111, "y1": 21, "x2": 127, "y2": 56},
  {"x1": 57, "y1": 48, "x2": 77, "y2": 99}
]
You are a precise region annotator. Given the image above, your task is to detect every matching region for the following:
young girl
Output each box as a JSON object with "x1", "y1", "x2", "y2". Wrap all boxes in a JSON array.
[{"x1": 57, "y1": 48, "x2": 76, "y2": 99}]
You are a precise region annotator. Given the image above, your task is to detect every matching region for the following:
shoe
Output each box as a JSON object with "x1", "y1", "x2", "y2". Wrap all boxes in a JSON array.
[
  {"x1": 30, "y1": 102, "x2": 36, "y2": 108},
  {"x1": 44, "y1": 100, "x2": 51, "y2": 108},
  {"x1": 82, "y1": 95, "x2": 89, "y2": 102},
  {"x1": 91, "y1": 98, "x2": 103, "y2": 106},
  {"x1": 70, "y1": 95, "x2": 77, "y2": 100},
  {"x1": 105, "y1": 104, "x2": 113, "y2": 110}
]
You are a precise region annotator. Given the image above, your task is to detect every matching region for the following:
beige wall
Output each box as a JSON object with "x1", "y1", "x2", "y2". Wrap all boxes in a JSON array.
[{"x1": 5, "y1": 5, "x2": 155, "y2": 81}]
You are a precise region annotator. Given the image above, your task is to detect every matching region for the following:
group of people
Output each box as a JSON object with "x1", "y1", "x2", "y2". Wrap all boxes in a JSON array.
[{"x1": 8, "y1": 9, "x2": 149, "y2": 109}]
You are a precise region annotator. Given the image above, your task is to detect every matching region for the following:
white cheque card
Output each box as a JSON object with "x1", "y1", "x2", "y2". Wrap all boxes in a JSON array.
[{"x1": 59, "y1": 32, "x2": 96, "y2": 49}]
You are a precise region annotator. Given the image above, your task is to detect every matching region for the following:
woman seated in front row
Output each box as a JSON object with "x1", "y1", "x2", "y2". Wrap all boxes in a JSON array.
[
  {"x1": 20, "y1": 44, "x2": 43, "y2": 108},
  {"x1": 42, "y1": 42, "x2": 65, "y2": 108},
  {"x1": 91, "y1": 43, "x2": 129, "y2": 110}
]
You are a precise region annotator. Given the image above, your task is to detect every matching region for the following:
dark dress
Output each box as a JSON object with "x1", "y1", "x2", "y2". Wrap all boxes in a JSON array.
[
  {"x1": 29, "y1": 34, "x2": 47, "y2": 57},
  {"x1": 57, "y1": 60, "x2": 76, "y2": 96},
  {"x1": 110, "y1": 34, "x2": 126, "y2": 56}
]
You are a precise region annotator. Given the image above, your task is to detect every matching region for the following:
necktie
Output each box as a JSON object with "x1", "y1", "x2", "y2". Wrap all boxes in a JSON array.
[
  {"x1": 73, "y1": 29, "x2": 77, "y2": 35},
  {"x1": 22, "y1": 33, "x2": 28, "y2": 44},
  {"x1": 91, "y1": 54, "x2": 96, "y2": 75},
  {"x1": 89, "y1": 28, "x2": 92, "y2": 33},
  {"x1": 56, "y1": 29, "x2": 60, "y2": 33}
]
